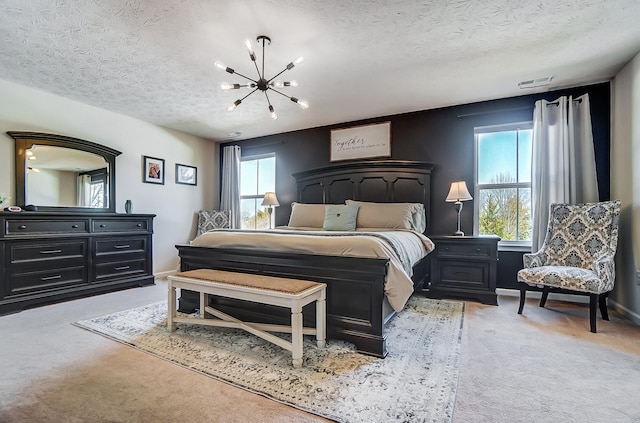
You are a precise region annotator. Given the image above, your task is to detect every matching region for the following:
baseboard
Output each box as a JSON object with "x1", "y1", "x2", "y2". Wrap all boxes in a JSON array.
[
  {"x1": 608, "y1": 299, "x2": 640, "y2": 325},
  {"x1": 496, "y1": 288, "x2": 589, "y2": 304}
]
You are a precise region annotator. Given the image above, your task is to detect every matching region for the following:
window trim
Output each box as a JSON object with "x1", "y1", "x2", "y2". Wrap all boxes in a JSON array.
[{"x1": 473, "y1": 121, "x2": 533, "y2": 248}]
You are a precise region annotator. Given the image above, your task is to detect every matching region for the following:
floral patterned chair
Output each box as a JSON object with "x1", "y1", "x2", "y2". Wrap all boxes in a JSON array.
[{"x1": 517, "y1": 200, "x2": 621, "y2": 333}]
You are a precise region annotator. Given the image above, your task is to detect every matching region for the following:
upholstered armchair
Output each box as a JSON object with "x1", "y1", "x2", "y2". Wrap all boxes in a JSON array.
[
  {"x1": 196, "y1": 210, "x2": 231, "y2": 237},
  {"x1": 517, "y1": 200, "x2": 621, "y2": 333}
]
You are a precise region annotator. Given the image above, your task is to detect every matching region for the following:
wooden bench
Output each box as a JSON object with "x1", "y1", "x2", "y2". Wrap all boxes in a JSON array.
[{"x1": 167, "y1": 269, "x2": 326, "y2": 368}]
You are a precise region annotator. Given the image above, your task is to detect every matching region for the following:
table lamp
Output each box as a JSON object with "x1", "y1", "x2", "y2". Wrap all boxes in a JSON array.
[
  {"x1": 445, "y1": 181, "x2": 473, "y2": 236},
  {"x1": 261, "y1": 192, "x2": 280, "y2": 229}
]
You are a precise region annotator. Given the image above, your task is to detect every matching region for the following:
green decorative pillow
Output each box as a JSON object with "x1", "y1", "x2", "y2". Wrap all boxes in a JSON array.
[{"x1": 322, "y1": 204, "x2": 360, "y2": 231}]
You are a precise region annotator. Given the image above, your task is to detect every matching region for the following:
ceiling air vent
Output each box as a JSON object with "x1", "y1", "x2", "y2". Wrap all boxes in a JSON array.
[{"x1": 518, "y1": 76, "x2": 553, "y2": 89}]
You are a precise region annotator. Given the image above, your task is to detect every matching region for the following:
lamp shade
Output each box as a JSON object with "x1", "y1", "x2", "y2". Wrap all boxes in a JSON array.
[
  {"x1": 445, "y1": 181, "x2": 473, "y2": 202},
  {"x1": 261, "y1": 192, "x2": 280, "y2": 207}
]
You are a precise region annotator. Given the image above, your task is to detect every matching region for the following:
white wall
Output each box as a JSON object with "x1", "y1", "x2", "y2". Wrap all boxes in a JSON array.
[
  {"x1": 611, "y1": 51, "x2": 640, "y2": 323},
  {"x1": 0, "y1": 78, "x2": 217, "y2": 276}
]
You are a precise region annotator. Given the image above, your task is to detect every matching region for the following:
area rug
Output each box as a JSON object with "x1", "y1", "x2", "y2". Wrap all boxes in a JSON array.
[{"x1": 73, "y1": 296, "x2": 464, "y2": 423}]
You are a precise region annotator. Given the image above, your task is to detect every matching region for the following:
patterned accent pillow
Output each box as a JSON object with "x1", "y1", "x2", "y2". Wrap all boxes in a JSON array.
[{"x1": 197, "y1": 210, "x2": 230, "y2": 236}]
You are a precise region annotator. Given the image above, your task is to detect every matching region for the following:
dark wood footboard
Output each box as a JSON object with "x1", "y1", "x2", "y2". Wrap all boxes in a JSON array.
[{"x1": 176, "y1": 244, "x2": 395, "y2": 357}]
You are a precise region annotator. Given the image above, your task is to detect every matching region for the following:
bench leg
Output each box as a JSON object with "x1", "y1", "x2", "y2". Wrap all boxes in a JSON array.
[
  {"x1": 200, "y1": 291, "x2": 207, "y2": 319},
  {"x1": 291, "y1": 305, "x2": 303, "y2": 368},
  {"x1": 316, "y1": 290, "x2": 326, "y2": 348},
  {"x1": 167, "y1": 280, "x2": 176, "y2": 332}
]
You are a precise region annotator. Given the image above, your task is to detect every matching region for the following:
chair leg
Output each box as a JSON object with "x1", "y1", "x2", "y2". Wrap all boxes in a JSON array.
[
  {"x1": 539, "y1": 288, "x2": 549, "y2": 307},
  {"x1": 518, "y1": 286, "x2": 526, "y2": 314},
  {"x1": 589, "y1": 294, "x2": 598, "y2": 333},
  {"x1": 599, "y1": 293, "x2": 610, "y2": 321}
]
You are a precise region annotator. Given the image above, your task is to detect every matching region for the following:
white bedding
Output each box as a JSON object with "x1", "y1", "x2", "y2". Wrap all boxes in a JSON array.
[{"x1": 190, "y1": 228, "x2": 435, "y2": 312}]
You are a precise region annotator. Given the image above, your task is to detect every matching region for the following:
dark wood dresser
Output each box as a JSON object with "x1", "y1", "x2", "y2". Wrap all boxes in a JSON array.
[
  {"x1": 427, "y1": 235, "x2": 500, "y2": 305},
  {"x1": 0, "y1": 211, "x2": 155, "y2": 315}
]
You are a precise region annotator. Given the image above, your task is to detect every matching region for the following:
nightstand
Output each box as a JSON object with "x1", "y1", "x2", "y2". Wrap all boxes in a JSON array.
[{"x1": 427, "y1": 235, "x2": 500, "y2": 305}]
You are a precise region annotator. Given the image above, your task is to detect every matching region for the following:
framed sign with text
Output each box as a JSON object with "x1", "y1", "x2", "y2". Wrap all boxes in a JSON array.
[{"x1": 330, "y1": 121, "x2": 391, "y2": 162}]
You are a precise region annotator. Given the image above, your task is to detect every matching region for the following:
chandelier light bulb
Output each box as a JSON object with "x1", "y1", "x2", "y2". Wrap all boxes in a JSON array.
[
  {"x1": 293, "y1": 56, "x2": 304, "y2": 66},
  {"x1": 288, "y1": 80, "x2": 298, "y2": 87},
  {"x1": 297, "y1": 99, "x2": 309, "y2": 109},
  {"x1": 214, "y1": 61, "x2": 226, "y2": 70},
  {"x1": 227, "y1": 99, "x2": 241, "y2": 112},
  {"x1": 220, "y1": 83, "x2": 233, "y2": 90},
  {"x1": 245, "y1": 39, "x2": 256, "y2": 61},
  {"x1": 269, "y1": 105, "x2": 277, "y2": 120},
  {"x1": 272, "y1": 81, "x2": 284, "y2": 88}
]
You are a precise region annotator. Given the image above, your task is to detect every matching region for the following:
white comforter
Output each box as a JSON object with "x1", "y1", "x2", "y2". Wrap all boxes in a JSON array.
[{"x1": 190, "y1": 228, "x2": 435, "y2": 312}]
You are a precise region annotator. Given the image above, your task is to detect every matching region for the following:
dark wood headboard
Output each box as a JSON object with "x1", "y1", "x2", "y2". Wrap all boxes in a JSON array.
[{"x1": 292, "y1": 160, "x2": 434, "y2": 233}]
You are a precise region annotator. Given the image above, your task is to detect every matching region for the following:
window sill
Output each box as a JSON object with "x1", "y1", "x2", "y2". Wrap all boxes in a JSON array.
[{"x1": 498, "y1": 243, "x2": 532, "y2": 253}]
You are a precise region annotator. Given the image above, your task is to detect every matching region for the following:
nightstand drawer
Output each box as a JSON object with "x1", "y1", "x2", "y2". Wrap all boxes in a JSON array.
[
  {"x1": 436, "y1": 241, "x2": 492, "y2": 258},
  {"x1": 438, "y1": 261, "x2": 490, "y2": 289}
]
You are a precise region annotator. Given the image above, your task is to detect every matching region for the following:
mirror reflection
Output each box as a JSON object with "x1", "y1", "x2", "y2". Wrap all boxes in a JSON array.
[{"x1": 25, "y1": 145, "x2": 110, "y2": 208}]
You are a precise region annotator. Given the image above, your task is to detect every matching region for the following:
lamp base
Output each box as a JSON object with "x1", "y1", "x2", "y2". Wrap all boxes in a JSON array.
[{"x1": 452, "y1": 230, "x2": 464, "y2": 236}]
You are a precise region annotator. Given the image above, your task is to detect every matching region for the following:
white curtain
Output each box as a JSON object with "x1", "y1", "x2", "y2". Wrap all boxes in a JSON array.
[
  {"x1": 531, "y1": 93, "x2": 599, "y2": 251},
  {"x1": 220, "y1": 145, "x2": 241, "y2": 229},
  {"x1": 77, "y1": 174, "x2": 92, "y2": 207}
]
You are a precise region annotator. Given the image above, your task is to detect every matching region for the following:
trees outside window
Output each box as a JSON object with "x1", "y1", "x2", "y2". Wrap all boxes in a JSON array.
[
  {"x1": 240, "y1": 154, "x2": 276, "y2": 230},
  {"x1": 475, "y1": 123, "x2": 532, "y2": 245}
]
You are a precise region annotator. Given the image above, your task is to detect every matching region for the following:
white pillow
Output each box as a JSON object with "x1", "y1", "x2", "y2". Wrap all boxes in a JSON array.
[
  {"x1": 345, "y1": 200, "x2": 425, "y2": 232},
  {"x1": 288, "y1": 202, "x2": 327, "y2": 228}
]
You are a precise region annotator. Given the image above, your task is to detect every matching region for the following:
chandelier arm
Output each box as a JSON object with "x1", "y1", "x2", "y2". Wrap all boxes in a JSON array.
[
  {"x1": 264, "y1": 90, "x2": 273, "y2": 106},
  {"x1": 230, "y1": 70, "x2": 258, "y2": 84},
  {"x1": 267, "y1": 87, "x2": 294, "y2": 100},
  {"x1": 267, "y1": 67, "x2": 291, "y2": 84},
  {"x1": 239, "y1": 88, "x2": 260, "y2": 102}
]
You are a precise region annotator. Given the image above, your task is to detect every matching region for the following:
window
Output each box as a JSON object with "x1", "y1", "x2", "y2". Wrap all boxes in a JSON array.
[
  {"x1": 474, "y1": 123, "x2": 532, "y2": 246},
  {"x1": 240, "y1": 154, "x2": 276, "y2": 230}
]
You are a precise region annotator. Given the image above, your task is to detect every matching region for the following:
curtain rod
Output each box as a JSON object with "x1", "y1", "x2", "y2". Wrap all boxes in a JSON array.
[{"x1": 457, "y1": 106, "x2": 533, "y2": 119}]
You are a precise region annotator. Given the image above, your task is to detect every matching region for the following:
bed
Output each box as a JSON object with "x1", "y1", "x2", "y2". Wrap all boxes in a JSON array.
[{"x1": 176, "y1": 160, "x2": 434, "y2": 357}]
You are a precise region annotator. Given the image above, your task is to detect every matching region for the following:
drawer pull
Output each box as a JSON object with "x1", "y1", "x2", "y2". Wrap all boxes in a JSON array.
[
  {"x1": 40, "y1": 249, "x2": 62, "y2": 255},
  {"x1": 136, "y1": 223, "x2": 142, "y2": 228},
  {"x1": 18, "y1": 225, "x2": 27, "y2": 230},
  {"x1": 114, "y1": 244, "x2": 131, "y2": 249},
  {"x1": 115, "y1": 265, "x2": 131, "y2": 271},
  {"x1": 72, "y1": 224, "x2": 79, "y2": 229},
  {"x1": 476, "y1": 248, "x2": 481, "y2": 252},
  {"x1": 99, "y1": 224, "x2": 106, "y2": 228},
  {"x1": 41, "y1": 274, "x2": 62, "y2": 281}
]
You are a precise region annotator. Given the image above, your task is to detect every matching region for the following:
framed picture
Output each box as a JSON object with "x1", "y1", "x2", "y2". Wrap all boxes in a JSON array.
[
  {"x1": 175, "y1": 163, "x2": 197, "y2": 186},
  {"x1": 143, "y1": 155, "x2": 165, "y2": 184},
  {"x1": 330, "y1": 121, "x2": 391, "y2": 162}
]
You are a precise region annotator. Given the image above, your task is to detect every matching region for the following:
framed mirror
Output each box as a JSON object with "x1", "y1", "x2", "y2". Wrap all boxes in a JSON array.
[{"x1": 8, "y1": 131, "x2": 121, "y2": 213}]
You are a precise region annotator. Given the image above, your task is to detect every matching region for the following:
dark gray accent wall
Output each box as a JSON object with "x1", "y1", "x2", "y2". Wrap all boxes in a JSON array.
[{"x1": 221, "y1": 82, "x2": 611, "y2": 289}]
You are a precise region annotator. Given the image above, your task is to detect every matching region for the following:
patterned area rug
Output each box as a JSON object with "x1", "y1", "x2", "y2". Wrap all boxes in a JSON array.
[{"x1": 74, "y1": 296, "x2": 464, "y2": 423}]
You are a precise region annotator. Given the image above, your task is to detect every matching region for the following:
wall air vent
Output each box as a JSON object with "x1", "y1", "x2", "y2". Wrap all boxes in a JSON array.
[{"x1": 518, "y1": 76, "x2": 553, "y2": 89}]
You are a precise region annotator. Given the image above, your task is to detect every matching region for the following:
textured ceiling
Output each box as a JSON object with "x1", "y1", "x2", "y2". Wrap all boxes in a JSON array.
[{"x1": 1, "y1": 0, "x2": 639, "y2": 141}]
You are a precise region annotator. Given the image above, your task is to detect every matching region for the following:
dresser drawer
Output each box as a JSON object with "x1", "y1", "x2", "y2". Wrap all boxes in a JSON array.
[
  {"x1": 5, "y1": 219, "x2": 89, "y2": 236},
  {"x1": 9, "y1": 240, "x2": 87, "y2": 264},
  {"x1": 436, "y1": 241, "x2": 492, "y2": 258},
  {"x1": 92, "y1": 219, "x2": 149, "y2": 233},
  {"x1": 8, "y1": 266, "x2": 88, "y2": 296},
  {"x1": 94, "y1": 258, "x2": 148, "y2": 280},
  {"x1": 95, "y1": 237, "x2": 147, "y2": 256}
]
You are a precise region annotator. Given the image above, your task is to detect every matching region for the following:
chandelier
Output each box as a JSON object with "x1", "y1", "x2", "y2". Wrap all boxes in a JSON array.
[{"x1": 215, "y1": 35, "x2": 309, "y2": 120}]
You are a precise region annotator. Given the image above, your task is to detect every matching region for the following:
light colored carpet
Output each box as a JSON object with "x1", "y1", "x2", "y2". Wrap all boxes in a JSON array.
[
  {"x1": 2, "y1": 278, "x2": 640, "y2": 422},
  {"x1": 73, "y1": 297, "x2": 464, "y2": 423}
]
